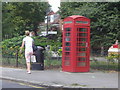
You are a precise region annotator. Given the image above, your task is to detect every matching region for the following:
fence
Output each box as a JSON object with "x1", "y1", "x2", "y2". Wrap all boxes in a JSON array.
[
  {"x1": 2, "y1": 50, "x2": 26, "y2": 68},
  {"x1": 91, "y1": 47, "x2": 109, "y2": 57},
  {"x1": 2, "y1": 49, "x2": 62, "y2": 69},
  {"x1": 1, "y1": 48, "x2": 119, "y2": 71}
]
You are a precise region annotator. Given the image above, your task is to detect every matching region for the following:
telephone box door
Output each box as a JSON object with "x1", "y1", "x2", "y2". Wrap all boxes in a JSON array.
[{"x1": 75, "y1": 26, "x2": 90, "y2": 72}]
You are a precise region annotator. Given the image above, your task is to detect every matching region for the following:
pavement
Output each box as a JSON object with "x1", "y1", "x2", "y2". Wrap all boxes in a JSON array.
[{"x1": 0, "y1": 67, "x2": 118, "y2": 88}]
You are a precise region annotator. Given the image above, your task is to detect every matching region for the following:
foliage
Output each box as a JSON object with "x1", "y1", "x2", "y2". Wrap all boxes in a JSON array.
[
  {"x1": 2, "y1": 2, "x2": 50, "y2": 39},
  {"x1": 106, "y1": 54, "x2": 119, "y2": 63},
  {"x1": 1, "y1": 36, "x2": 25, "y2": 58},
  {"x1": 33, "y1": 36, "x2": 62, "y2": 51},
  {"x1": 1, "y1": 35, "x2": 62, "y2": 68},
  {"x1": 1, "y1": 35, "x2": 62, "y2": 57},
  {"x1": 57, "y1": 48, "x2": 62, "y2": 56},
  {"x1": 59, "y1": 2, "x2": 120, "y2": 55}
]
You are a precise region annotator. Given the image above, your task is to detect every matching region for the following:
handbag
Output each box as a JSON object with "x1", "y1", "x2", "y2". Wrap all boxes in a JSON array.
[{"x1": 32, "y1": 44, "x2": 37, "y2": 52}]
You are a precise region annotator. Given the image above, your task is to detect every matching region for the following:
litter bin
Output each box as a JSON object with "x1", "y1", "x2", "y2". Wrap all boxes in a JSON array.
[{"x1": 32, "y1": 46, "x2": 45, "y2": 70}]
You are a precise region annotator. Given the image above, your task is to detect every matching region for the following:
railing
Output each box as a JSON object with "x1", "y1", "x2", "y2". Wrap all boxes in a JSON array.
[
  {"x1": 2, "y1": 49, "x2": 62, "y2": 69},
  {"x1": 1, "y1": 48, "x2": 118, "y2": 71}
]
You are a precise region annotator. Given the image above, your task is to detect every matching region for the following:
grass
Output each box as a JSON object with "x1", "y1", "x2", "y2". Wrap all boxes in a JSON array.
[
  {"x1": 44, "y1": 59, "x2": 61, "y2": 66},
  {"x1": 90, "y1": 61, "x2": 118, "y2": 71},
  {"x1": 2, "y1": 57, "x2": 26, "y2": 67}
]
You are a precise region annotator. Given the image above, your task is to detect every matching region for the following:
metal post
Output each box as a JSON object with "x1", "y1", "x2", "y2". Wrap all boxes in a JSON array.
[
  {"x1": 16, "y1": 50, "x2": 18, "y2": 67},
  {"x1": 46, "y1": 15, "x2": 48, "y2": 35}
]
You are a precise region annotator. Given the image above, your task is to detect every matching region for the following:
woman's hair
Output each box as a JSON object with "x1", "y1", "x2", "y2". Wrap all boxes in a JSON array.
[{"x1": 25, "y1": 31, "x2": 30, "y2": 36}]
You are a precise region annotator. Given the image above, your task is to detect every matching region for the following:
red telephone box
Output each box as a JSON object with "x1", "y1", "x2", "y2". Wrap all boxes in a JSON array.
[{"x1": 62, "y1": 15, "x2": 90, "y2": 72}]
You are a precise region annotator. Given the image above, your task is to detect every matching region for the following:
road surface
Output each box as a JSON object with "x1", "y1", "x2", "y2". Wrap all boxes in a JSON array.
[{"x1": 1, "y1": 79, "x2": 45, "y2": 88}]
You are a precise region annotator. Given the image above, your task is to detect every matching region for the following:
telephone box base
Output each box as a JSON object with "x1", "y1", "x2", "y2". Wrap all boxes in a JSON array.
[{"x1": 62, "y1": 68, "x2": 90, "y2": 72}]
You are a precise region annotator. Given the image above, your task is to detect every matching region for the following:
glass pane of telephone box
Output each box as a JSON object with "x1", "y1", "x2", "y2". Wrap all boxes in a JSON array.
[
  {"x1": 80, "y1": 38, "x2": 87, "y2": 41},
  {"x1": 65, "y1": 52, "x2": 70, "y2": 56},
  {"x1": 77, "y1": 48, "x2": 86, "y2": 51},
  {"x1": 65, "y1": 37, "x2": 70, "y2": 41},
  {"x1": 66, "y1": 33, "x2": 70, "y2": 36},
  {"x1": 65, "y1": 57, "x2": 70, "y2": 60},
  {"x1": 65, "y1": 28, "x2": 71, "y2": 31},
  {"x1": 77, "y1": 53, "x2": 86, "y2": 56},
  {"x1": 65, "y1": 61, "x2": 70, "y2": 65},
  {"x1": 65, "y1": 47, "x2": 70, "y2": 51},
  {"x1": 77, "y1": 38, "x2": 87, "y2": 42},
  {"x1": 77, "y1": 43, "x2": 86, "y2": 46},
  {"x1": 77, "y1": 28, "x2": 87, "y2": 32},
  {"x1": 77, "y1": 33, "x2": 87, "y2": 37},
  {"x1": 65, "y1": 42, "x2": 71, "y2": 46},
  {"x1": 80, "y1": 48, "x2": 86, "y2": 51},
  {"x1": 77, "y1": 57, "x2": 86, "y2": 61},
  {"x1": 80, "y1": 33, "x2": 87, "y2": 37},
  {"x1": 77, "y1": 62, "x2": 86, "y2": 67}
]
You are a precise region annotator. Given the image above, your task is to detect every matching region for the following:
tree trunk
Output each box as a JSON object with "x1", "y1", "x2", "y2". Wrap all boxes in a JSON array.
[
  {"x1": 101, "y1": 46, "x2": 104, "y2": 56},
  {"x1": 33, "y1": 23, "x2": 39, "y2": 36}
]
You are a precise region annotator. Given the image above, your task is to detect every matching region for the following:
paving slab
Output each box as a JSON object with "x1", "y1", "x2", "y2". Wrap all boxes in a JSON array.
[{"x1": 0, "y1": 67, "x2": 118, "y2": 88}]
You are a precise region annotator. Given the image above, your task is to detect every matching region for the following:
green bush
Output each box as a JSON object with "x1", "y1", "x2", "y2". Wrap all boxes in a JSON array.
[
  {"x1": 106, "y1": 54, "x2": 119, "y2": 63},
  {"x1": 1, "y1": 35, "x2": 62, "y2": 58},
  {"x1": 33, "y1": 36, "x2": 62, "y2": 52},
  {"x1": 1, "y1": 36, "x2": 25, "y2": 57}
]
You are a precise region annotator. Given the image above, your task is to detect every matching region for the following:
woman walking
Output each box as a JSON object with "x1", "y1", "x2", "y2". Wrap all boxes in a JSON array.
[{"x1": 20, "y1": 31, "x2": 34, "y2": 74}]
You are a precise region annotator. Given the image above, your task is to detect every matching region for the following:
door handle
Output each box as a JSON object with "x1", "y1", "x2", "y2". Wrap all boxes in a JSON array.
[{"x1": 86, "y1": 43, "x2": 88, "y2": 47}]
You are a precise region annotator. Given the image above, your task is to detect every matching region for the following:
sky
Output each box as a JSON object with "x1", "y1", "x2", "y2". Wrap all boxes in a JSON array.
[{"x1": 48, "y1": 0, "x2": 60, "y2": 12}]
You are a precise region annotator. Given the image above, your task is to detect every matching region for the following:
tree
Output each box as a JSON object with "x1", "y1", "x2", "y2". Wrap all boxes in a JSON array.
[
  {"x1": 59, "y1": 2, "x2": 120, "y2": 55},
  {"x1": 2, "y1": 2, "x2": 50, "y2": 39}
]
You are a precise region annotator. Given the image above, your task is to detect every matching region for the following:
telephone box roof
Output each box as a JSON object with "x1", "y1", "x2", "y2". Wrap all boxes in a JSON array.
[{"x1": 67, "y1": 15, "x2": 89, "y2": 20}]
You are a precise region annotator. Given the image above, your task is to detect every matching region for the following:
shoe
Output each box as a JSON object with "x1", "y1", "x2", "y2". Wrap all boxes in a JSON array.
[{"x1": 27, "y1": 71, "x2": 31, "y2": 74}]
